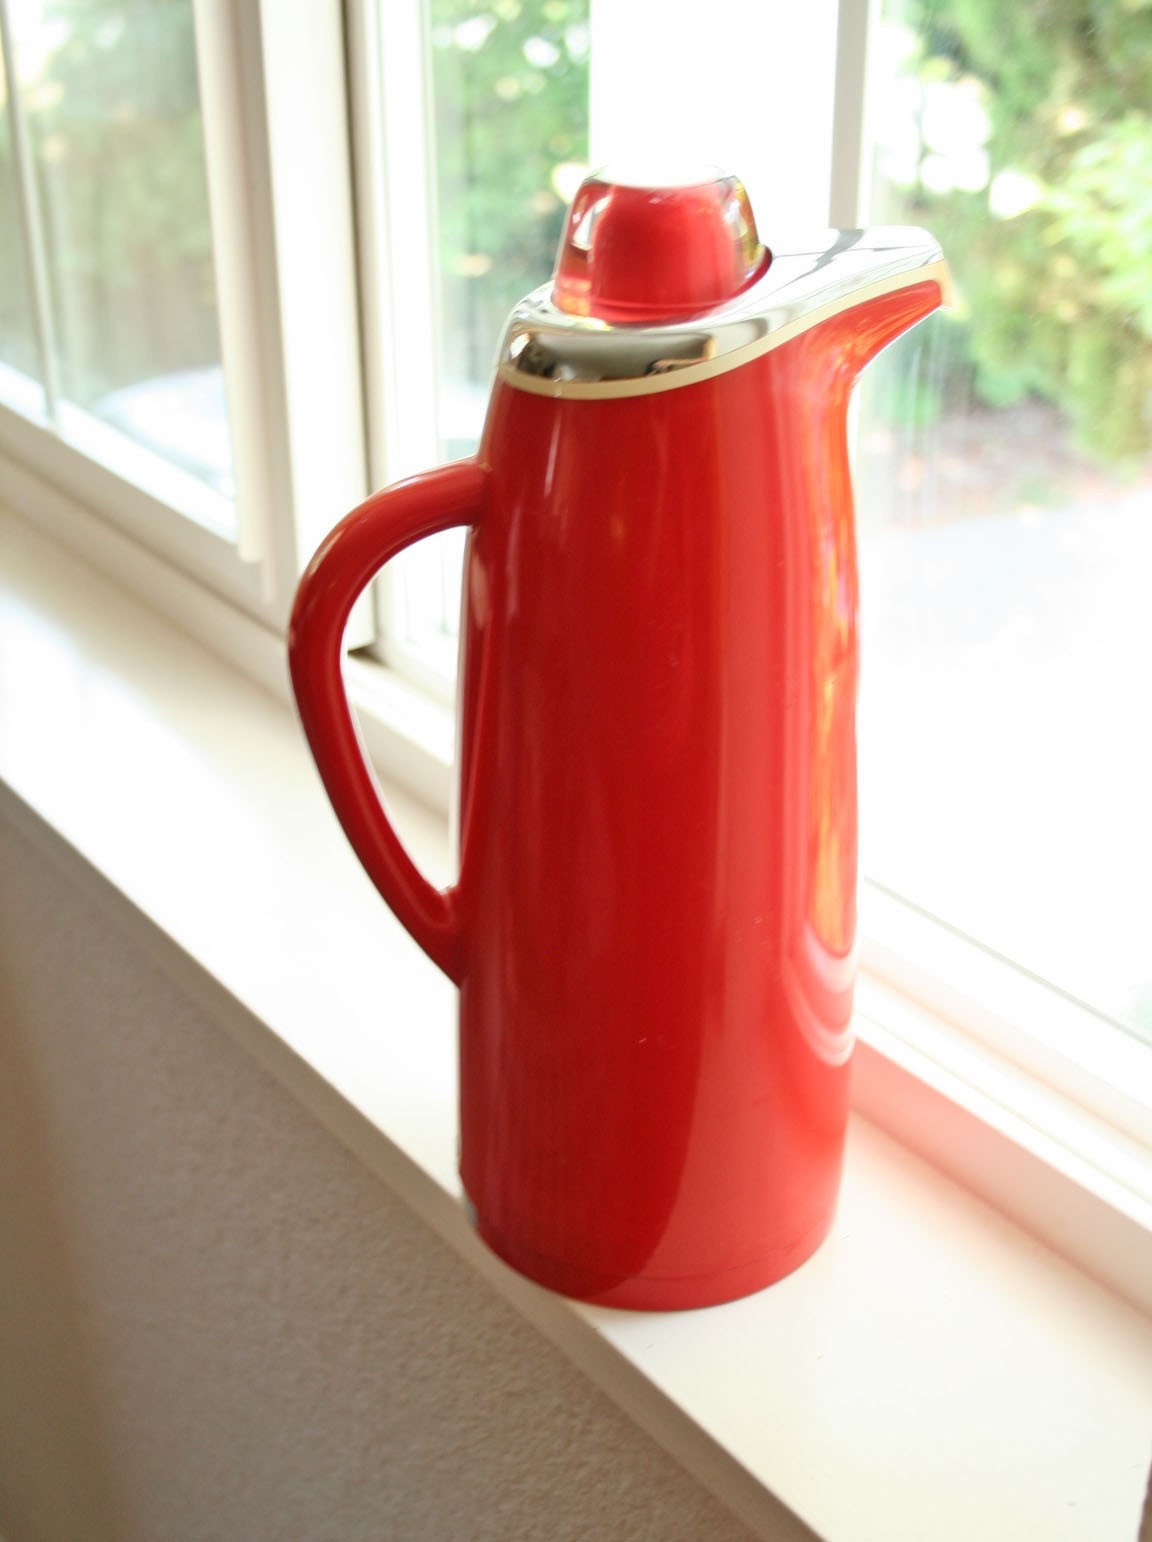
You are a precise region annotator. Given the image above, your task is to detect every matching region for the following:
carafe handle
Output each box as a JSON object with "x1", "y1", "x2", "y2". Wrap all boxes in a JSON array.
[{"x1": 288, "y1": 460, "x2": 485, "y2": 984}]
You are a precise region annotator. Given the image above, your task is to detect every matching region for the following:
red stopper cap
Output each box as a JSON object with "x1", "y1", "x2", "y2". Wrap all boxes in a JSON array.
[{"x1": 552, "y1": 166, "x2": 770, "y2": 324}]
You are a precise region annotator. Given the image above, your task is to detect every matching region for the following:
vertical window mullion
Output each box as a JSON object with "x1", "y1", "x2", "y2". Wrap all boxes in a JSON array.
[
  {"x1": 349, "y1": 0, "x2": 457, "y2": 690},
  {"x1": 351, "y1": 0, "x2": 441, "y2": 492},
  {"x1": 195, "y1": 0, "x2": 369, "y2": 624}
]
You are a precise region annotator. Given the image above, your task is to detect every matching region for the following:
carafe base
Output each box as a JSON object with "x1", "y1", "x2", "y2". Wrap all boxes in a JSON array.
[{"x1": 472, "y1": 1207, "x2": 836, "y2": 1311}]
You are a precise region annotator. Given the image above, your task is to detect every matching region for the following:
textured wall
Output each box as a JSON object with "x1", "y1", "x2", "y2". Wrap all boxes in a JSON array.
[{"x1": 0, "y1": 810, "x2": 758, "y2": 1542}]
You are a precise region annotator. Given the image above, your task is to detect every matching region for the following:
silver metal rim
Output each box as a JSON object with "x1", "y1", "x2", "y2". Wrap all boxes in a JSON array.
[{"x1": 496, "y1": 226, "x2": 947, "y2": 400}]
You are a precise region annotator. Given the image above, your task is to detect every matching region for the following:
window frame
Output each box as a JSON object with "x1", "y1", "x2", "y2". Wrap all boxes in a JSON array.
[
  {"x1": 346, "y1": 0, "x2": 488, "y2": 698},
  {"x1": 0, "y1": 0, "x2": 368, "y2": 630},
  {"x1": 0, "y1": 0, "x2": 1148, "y2": 1318}
]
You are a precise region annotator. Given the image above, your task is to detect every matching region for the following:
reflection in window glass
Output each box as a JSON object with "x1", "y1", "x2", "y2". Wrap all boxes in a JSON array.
[
  {"x1": 7, "y1": 0, "x2": 233, "y2": 499},
  {"x1": 0, "y1": 29, "x2": 44, "y2": 401},
  {"x1": 855, "y1": 0, "x2": 1152, "y2": 1038}
]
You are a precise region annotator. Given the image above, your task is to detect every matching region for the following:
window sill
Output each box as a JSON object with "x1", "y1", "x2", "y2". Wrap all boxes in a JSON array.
[{"x1": 2, "y1": 503, "x2": 1150, "y2": 1542}]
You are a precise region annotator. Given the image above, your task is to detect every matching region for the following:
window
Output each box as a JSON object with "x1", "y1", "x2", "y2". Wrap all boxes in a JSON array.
[
  {"x1": 0, "y1": 0, "x2": 367, "y2": 624},
  {"x1": 356, "y1": 0, "x2": 591, "y2": 693},
  {"x1": 355, "y1": 0, "x2": 839, "y2": 691},
  {"x1": 2, "y1": 0, "x2": 1149, "y2": 1293},
  {"x1": 1, "y1": 0, "x2": 234, "y2": 534},
  {"x1": 854, "y1": 0, "x2": 1152, "y2": 1055},
  {"x1": 350, "y1": 0, "x2": 1151, "y2": 1241}
]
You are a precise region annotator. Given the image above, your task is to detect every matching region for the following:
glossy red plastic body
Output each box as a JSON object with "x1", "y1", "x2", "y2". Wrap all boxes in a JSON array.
[{"x1": 288, "y1": 280, "x2": 944, "y2": 1310}]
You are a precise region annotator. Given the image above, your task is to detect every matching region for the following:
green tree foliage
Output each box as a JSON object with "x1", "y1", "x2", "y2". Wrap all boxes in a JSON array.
[
  {"x1": 428, "y1": 0, "x2": 589, "y2": 392},
  {"x1": 0, "y1": 0, "x2": 219, "y2": 405},
  {"x1": 900, "y1": 0, "x2": 1152, "y2": 461}
]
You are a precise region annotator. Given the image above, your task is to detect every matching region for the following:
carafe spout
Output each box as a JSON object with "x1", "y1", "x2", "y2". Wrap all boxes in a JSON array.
[{"x1": 801, "y1": 231, "x2": 951, "y2": 385}]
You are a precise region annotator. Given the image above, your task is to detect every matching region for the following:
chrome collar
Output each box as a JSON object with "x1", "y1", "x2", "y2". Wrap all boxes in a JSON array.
[{"x1": 496, "y1": 227, "x2": 947, "y2": 399}]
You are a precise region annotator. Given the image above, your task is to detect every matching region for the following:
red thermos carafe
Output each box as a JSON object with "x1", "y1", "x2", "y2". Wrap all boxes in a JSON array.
[{"x1": 289, "y1": 169, "x2": 947, "y2": 1309}]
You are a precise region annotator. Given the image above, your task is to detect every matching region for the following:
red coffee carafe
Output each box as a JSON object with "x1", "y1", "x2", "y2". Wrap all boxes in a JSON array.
[{"x1": 289, "y1": 168, "x2": 947, "y2": 1310}]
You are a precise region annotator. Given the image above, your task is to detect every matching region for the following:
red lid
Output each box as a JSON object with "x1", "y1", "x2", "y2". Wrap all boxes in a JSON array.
[{"x1": 552, "y1": 166, "x2": 770, "y2": 324}]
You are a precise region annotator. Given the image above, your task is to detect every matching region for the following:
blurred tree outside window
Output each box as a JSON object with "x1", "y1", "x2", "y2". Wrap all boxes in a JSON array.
[{"x1": 427, "y1": 0, "x2": 590, "y2": 457}]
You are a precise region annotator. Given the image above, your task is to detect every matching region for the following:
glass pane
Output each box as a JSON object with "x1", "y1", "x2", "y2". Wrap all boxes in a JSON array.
[
  {"x1": 427, "y1": 0, "x2": 590, "y2": 457},
  {"x1": 386, "y1": 0, "x2": 590, "y2": 684},
  {"x1": 7, "y1": 0, "x2": 233, "y2": 500},
  {"x1": 0, "y1": 30, "x2": 44, "y2": 402},
  {"x1": 856, "y1": 0, "x2": 1152, "y2": 1039}
]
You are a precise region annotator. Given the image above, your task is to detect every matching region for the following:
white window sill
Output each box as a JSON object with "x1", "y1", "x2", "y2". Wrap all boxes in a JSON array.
[{"x1": 2, "y1": 502, "x2": 1150, "y2": 1542}]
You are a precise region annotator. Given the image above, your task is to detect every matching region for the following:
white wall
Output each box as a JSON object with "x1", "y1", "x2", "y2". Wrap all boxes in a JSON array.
[{"x1": 0, "y1": 809, "x2": 759, "y2": 1542}]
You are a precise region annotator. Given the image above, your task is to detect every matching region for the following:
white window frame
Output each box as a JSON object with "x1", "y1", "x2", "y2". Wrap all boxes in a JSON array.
[
  {"x1": 1, "y1": 0, "x2": 1148, "y2": 1317},
  {"x1": 0, "y1": 0, "x2": 367, "y2": 630}
]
